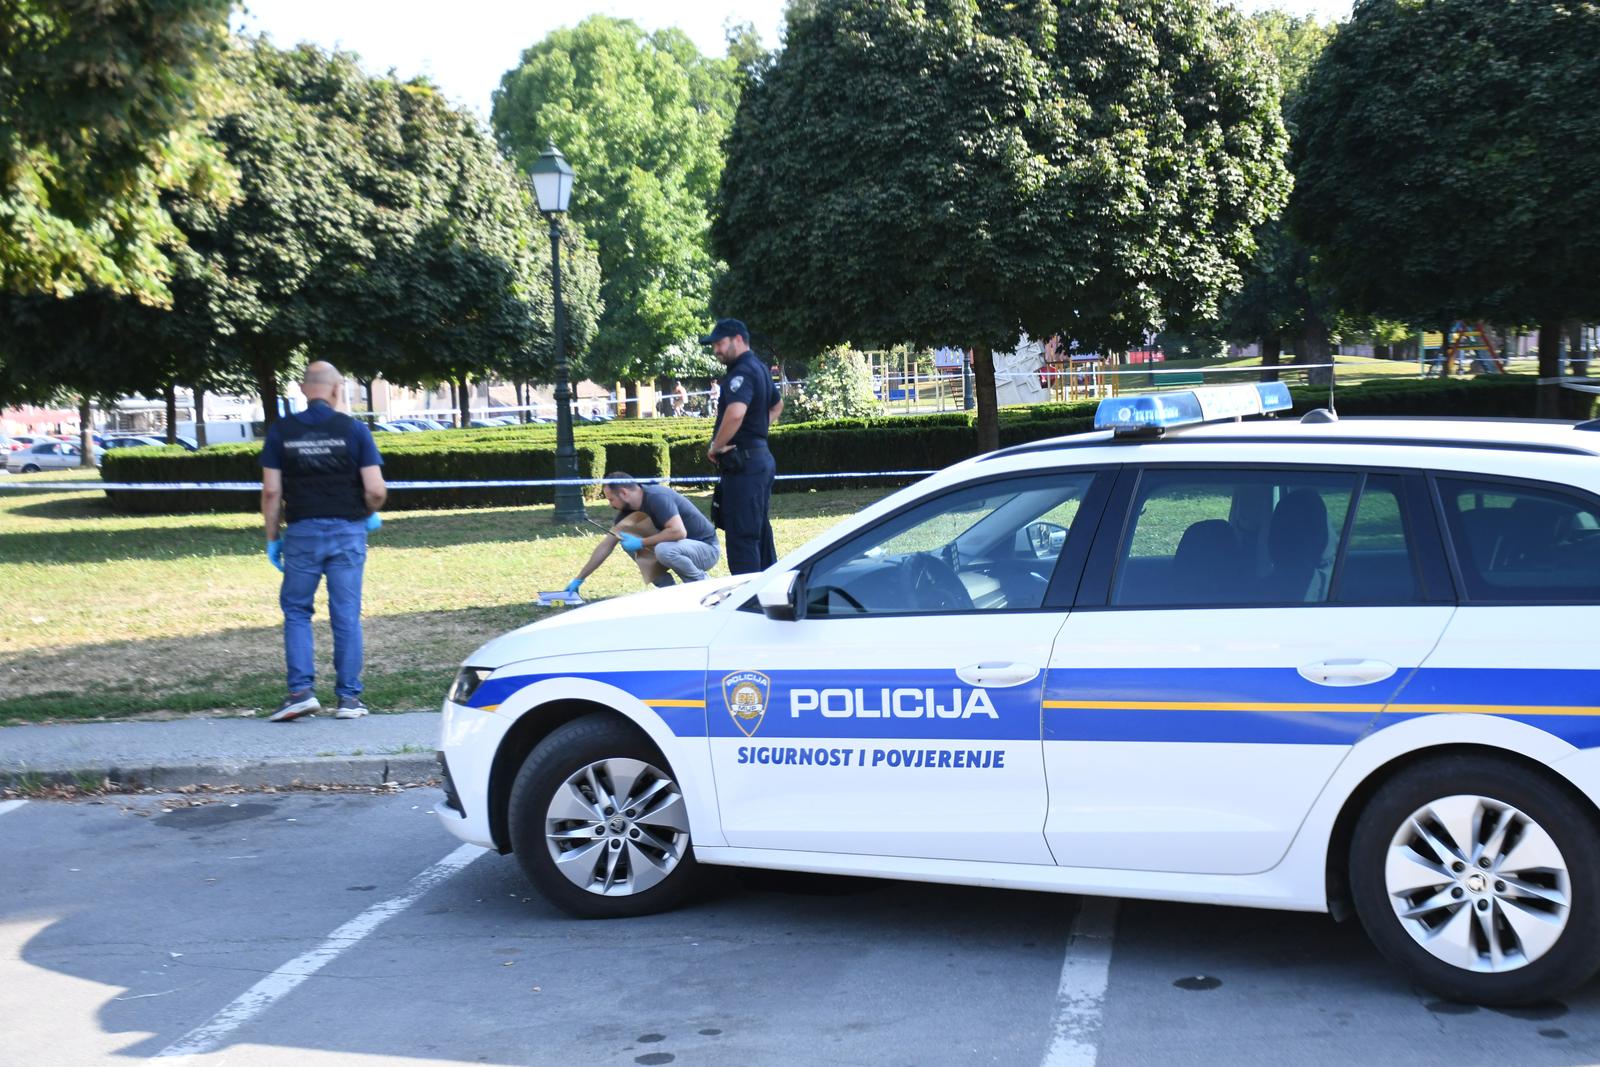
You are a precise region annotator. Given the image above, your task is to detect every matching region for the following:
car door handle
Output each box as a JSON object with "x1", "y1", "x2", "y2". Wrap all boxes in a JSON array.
[
  {"x1": 956, "y1": 662, "x2": 1040, "y2": 688},
  {"x1": 1297, "y1": 659, "x2": 1396, "y2": 687}
]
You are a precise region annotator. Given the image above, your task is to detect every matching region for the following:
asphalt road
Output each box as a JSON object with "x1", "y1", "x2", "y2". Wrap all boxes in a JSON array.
[{"x1": 4, "y1": 790, "x2": 1599, "y2": 1066}]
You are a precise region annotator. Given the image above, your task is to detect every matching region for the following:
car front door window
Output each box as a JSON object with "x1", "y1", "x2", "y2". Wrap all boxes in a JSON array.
[{"x1": 803, "y1": 474, "x2": 1097, "y2": 616}]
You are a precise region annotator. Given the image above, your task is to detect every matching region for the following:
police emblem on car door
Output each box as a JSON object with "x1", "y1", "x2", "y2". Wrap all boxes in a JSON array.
[{"x1": 723, "y1": 670, "x2": 770, "y2": 737}]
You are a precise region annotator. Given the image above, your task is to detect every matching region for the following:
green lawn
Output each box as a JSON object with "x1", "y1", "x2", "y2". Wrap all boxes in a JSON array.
[{"x1": 0, "y1": 477, "x2": 880, "y2": 723}]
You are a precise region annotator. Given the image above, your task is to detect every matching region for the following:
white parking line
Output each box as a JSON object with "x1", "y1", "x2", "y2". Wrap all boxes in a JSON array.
[
  {"x1": 1041, "y1": 897, "x2": 1120, "y2": 1067},
  {"x1": 0, "y1": 800, "x2": 27, "y2": 818},
  {"x1": 156, "y1": 843, "x2": 485, "y2": 1059}
]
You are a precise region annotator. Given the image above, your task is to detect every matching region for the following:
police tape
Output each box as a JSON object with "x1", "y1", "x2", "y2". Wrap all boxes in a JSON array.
[
  {"x1": 0, "y1": 469, "x2": 942, "y2": 492},
  {"x1": 1539, "y1": 376, "x2": 1600, "y2": 395}
]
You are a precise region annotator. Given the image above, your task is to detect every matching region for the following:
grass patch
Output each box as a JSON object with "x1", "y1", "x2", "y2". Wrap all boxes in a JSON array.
[{"x1": 0, "y1": 483, "x2": 883, "y2": 723}]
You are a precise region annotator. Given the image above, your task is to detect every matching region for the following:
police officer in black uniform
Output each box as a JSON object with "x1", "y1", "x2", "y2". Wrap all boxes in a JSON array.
[{"x1": 703, "y1": 319, "x2": 781, "y2": 574}]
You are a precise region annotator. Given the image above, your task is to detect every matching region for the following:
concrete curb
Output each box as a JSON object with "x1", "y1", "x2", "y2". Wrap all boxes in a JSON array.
[{"x1": 1, "y1": 754, "x2": 440, "y2": 792}]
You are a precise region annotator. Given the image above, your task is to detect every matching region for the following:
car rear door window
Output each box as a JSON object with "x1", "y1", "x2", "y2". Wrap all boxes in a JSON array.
[
  {"x1": 1437, "y1": 477, "x2": 1600, "y2": 602},
  {"x1": 1331, "y1": 474, "x2": 1426, "y2": 604},
  {"x1": 1111, "y1": 469, "x2": 1361, "y2": 607}
]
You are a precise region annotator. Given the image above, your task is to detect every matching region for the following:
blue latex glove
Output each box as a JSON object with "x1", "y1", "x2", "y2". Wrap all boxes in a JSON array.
[
  {"x1": 266, "y1": 540, "x2": 284, "y2": 572},
  {"x1": 564, "y1": 578, "x2": 584, "y2": 595},
  {"x1": 618, "y1": 533, "x2": 644, "y2": 553},
  {"x1": 365, "y1": 512, "x2": 383, "y2": 532}
]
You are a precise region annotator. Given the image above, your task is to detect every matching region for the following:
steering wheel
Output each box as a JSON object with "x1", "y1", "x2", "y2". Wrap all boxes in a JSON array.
[{"x1": 899, "y1": 552, "x2": 973, "y2": 612}]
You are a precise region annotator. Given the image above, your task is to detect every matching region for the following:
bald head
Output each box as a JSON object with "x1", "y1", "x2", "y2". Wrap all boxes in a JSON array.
[{"x1": 301, "y1": 361, "x2": 343, "y2": 402}]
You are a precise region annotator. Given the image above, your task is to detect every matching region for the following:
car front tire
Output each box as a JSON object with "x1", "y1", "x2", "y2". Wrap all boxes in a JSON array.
[
  {"x1": 20, "y1": 464, "x2": 39, "y2": 474},
  {"x1": 1350, "y1": 754, "x2": 1600, "y2": 1005},
  {"x1": 507, "y1": 714, "x2": 702, "y2": 918}
]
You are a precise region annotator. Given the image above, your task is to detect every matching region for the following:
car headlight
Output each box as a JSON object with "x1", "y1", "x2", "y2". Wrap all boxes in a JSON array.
[{"x1": 448, "y1": 666, "x2": 493, "y2": 706}]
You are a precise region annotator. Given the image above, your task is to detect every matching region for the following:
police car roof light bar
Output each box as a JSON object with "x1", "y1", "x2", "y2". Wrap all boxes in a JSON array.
[{"x1": 1094, "y1": 382, "x2": 1293, "y2": 437}]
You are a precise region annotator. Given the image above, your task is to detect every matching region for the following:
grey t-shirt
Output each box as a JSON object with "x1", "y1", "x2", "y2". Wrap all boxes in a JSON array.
[{"x1": 623, "y1": 484, "x2": 717, "y2": 545}]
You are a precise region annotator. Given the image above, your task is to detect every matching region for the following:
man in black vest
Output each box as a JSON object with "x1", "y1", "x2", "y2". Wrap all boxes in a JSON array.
[
  {"x1": 703, "y1": 318, "x2": 782, "y2": 573},
  {"x1": 260, "y1": 361, "x2": 387, "y2": 722}
]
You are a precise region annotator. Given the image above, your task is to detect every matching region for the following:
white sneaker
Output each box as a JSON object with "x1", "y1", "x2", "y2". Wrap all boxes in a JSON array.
[
  {"x1": 269, "y1": 691, "x2": 320, "y2": 722},
  {"x1": 334, "y1": 696, "x2": 370, "y2": 719}
]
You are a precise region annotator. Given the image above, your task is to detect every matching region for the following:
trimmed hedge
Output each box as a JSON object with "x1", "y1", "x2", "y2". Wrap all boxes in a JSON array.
[{"x1": 102, "y1": 376, "x2": 1548, "y2": 513}]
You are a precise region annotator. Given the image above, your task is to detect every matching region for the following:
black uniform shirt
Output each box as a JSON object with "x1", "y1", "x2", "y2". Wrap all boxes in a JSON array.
[{"x1": 714, "y1": 350, "x2": 773, "y2": 448}]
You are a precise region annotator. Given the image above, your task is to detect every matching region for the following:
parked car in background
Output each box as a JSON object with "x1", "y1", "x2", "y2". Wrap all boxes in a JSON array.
[
  {"x1": 102, "y1": 435, "x2": 168, "y2": 452},
  {"x1": 3, "y1": 434, "x2": 46, "y2": 454},
  {"x1": 373, "y1": 421, "x2": 418, "y2": 434},
  {"x1": 393, "y1": 418, "x2": 449, "y2": 431},
  {"x1": 6, "y1": 440, "x2": 96, "y2": 473}
]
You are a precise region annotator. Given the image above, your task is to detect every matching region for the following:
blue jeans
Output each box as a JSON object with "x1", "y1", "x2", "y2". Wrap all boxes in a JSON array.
[{"x1": 280, "y1": 518, "x2": 367, "y2": 698}]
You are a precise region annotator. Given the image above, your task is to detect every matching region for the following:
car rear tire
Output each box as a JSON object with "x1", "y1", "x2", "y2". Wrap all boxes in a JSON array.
[
  {"x1": 507, "y1": 714, "x2": 702, "y2": 918},
  {"x1": 1350, "y1": 755, "x2": 1600, "y2": 1005},
  {"x1": 20, "y1": 464, "x2": 38, "y2": 474}
]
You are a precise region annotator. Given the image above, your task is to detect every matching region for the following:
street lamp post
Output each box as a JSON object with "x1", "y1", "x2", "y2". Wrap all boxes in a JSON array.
[{"x1": 530, "y1": 141, "x2": 587, "y2": 524}]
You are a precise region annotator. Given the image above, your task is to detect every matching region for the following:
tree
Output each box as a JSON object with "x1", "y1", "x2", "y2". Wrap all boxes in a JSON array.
[
  {"x1": 319, "y1": 81, "x2": 602, "y2": 426},
  {"x1": 161, "y1": 39, "x2": 391, "y2": 425},
  {"x1": 788, "y1": 344, "x2": 878, "y2": 422},
  {"x1": 1292, "y1": 0, "x2": 1600, "y2": 417},
  {"x1": 713, "y1": 0, "x2": 1291, "y2": 451},
  {"x1": 0, "y1": 0, "x2": 233, "y2": 302},
  {"x1": 492, "y1": 17, "x2": 743, "y2": 385},
  {"x1": 1216, "y1": 10, "x2": 1337, "y2": 381},
  {"x1": 162, "y1": 40, "x2": 603, "y2": 428}
]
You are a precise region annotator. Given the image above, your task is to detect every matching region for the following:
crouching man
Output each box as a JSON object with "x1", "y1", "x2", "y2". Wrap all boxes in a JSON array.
[{"x1": 565, "y1": 472, "x2": 721, "y2": 596}]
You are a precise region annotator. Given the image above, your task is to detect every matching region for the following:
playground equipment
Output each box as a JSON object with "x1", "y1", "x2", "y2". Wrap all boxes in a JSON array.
[{"x1": 1425, "y1": 322, "x2": 1504, "y2": 375}]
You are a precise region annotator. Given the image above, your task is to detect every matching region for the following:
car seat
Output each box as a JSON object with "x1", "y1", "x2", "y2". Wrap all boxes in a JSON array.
[
  {"x1": 1263, "y1": 489, "x2": 1336, "y2": 602},
  {"x1": 1170, "y1": 519, "x2": 1246, "y2": 604}
]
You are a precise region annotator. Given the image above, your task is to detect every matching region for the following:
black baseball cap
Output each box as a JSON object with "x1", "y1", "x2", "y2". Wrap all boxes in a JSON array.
[{"x1": 699, "y1": 318, "x2": 749, "y2": 344}]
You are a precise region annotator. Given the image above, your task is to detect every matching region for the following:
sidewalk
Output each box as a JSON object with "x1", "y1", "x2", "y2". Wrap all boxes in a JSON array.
[{"x1": 0, "y1": 711, "x2": 440, "y2": 791}]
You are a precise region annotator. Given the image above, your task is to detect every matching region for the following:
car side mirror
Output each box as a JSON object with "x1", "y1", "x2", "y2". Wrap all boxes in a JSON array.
[
  {"x1": 756, "y1": 569, "x2": 803, "y2": 621},
  {"x1": 1021, "y1": 521, "x2": 1069, "y2": 561}
]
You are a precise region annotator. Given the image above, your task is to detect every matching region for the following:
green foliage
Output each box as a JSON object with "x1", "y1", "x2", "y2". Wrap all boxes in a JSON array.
[
  {"x1": 1217, "y1": 10, "x2": 1338, "y2": 354},
  {"x1": 787, "y1": 344, "x2": 879, "y2": 422},
  {"x1": 0, "y1": 0, "x2": 233, "y2": 302},
  {"x1": 493, "y1": 17, "x2": 743, "y2": 382},
  {"x1": 654, "y1": 337, "x2": 724, "y2": 380},
  {"x1": 714, "y1": 0, "x2": 1292, "y2": 451},
  {"x1": 150, "y1": 38, "x2": 604, "y2": 420},
  {"x1": 1292, "y1": 0, "x2": 1600, "y2": 329}
]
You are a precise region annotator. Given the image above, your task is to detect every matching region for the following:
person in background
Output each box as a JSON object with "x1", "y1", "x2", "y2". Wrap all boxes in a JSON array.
[
  {"x1": 260, "y1": 361, "x2": 386, "y2": 723},
  {"x1": 565, "y1": 472, "x2": 721, "y2": 595}
]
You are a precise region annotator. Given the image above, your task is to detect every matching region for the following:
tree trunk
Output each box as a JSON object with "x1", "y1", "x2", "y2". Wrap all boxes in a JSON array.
[
  {"x1": 1260, "y1": 336, "x2": 1282, "y2": 383},
  {"x1": 254, "y1": 354, "x2": 280, "y2": 431},
  {"x1": 1536, "y1": 320, "x2": 1563, "y2": 419},
  {"x1": 458, "y1": 373, "x2": 471, "y2": 429},
  {"x1": 78, "y1": 395, "x2": 95, "y2": 468},
  {"x1": 1536, "y1": 320, "x2": 1591, "y2": 420},
  {"x1": 515, "y1": 380, "x2": 527, "y2": 422},
  {"x1": 164, "y1": 382, "x2": 178, "y2": 444},
  {"x1": 194, "y1": 387, "x2": 207, "y2": 447},
  {"x1": 623, "y1": 380, "x2": 640, "y2": 419},
  {"x1": 1297, "y1": 316, "x2": 1333, "y2": 389},
  {"x1": 973, "y1": 343, "x2": 998, "y2": 453},
  {"x1": 362, "y1": 377, "x2": 375, "y2": 423},
  {"x1": 1438, "y1": 320, "x2": 1453, "y2": 379}
]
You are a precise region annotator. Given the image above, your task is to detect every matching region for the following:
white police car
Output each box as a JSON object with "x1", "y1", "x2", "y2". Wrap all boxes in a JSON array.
[{"x1": 437, "y1": 383, "x2": 1600, "y2": 1006}]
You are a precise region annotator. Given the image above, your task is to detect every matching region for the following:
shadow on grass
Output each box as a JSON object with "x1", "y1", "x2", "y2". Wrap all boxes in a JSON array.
[
  {"x1": 0, "y1": 602, "x2": 544, "y2": 722},
  {"x1": 0, "y1": 487, "x2": 877, "y2": 565}
]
